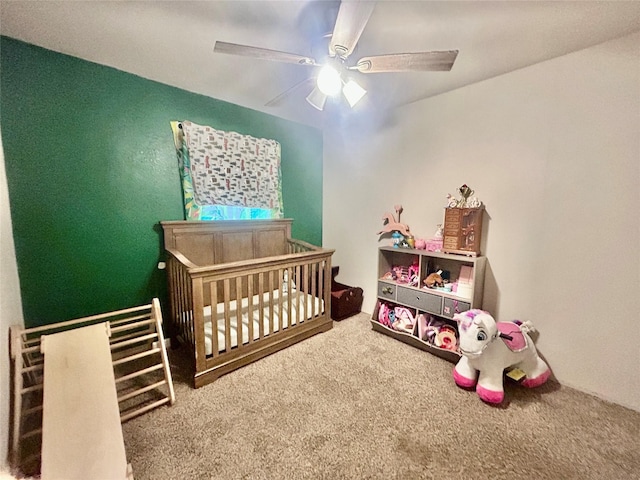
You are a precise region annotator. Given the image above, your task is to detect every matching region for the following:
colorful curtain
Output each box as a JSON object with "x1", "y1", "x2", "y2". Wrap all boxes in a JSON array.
[{"x1": 171, "y1": 121, "x2": 283, "y2": 221}]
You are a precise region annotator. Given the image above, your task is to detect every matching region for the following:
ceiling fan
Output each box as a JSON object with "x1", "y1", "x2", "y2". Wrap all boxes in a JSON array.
[{"x1": 213, "y1": 1, "x2": 458, "y2": 111}]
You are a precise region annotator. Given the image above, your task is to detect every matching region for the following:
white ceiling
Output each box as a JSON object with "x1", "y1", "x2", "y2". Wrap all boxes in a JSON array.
[{"x1": 2, "y1": 1, "x2": 640, "y2": 130}]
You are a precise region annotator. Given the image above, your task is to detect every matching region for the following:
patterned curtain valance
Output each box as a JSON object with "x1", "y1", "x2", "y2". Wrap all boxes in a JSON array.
[{"x1": 171, "y1": 120, "x2": 283, "y2": 221}]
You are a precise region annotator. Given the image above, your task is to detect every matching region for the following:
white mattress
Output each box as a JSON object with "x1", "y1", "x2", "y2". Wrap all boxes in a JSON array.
[{"x1": 203, "y1": 289, "x2": 324, "y2": 355}]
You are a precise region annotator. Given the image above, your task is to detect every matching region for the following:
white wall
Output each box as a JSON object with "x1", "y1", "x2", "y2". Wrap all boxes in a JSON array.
[
  {"x1": 323, "y1": 32, "x2": 640, "y2": 411},
  {"x1": 0, "y1": 127, "x2": 25, "y2": 468}
]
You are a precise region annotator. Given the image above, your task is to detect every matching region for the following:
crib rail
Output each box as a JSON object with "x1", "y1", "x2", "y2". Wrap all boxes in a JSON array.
[
  {"x1": 9, "y1": 299, "x2": 175, "y2": 476},
  {"x1": 287, "y1": 238, "x2": 317, "y2": 254},
  {"x1": 165, "y1": 240, "x2": 334, "y2": 387}
]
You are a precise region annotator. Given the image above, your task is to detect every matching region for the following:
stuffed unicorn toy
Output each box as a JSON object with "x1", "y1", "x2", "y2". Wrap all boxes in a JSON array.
[{"x1": 453, "y1": 309, "x2": 551, "y2": 404}]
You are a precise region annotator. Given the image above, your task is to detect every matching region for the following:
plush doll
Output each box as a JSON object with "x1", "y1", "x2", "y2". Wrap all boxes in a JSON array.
[
  {"x1": 423, "y1": 272, "x2": 444, "y2": 288},
  {"x1": 453, "y1": 309, "x2": 551, "y2": 404}
]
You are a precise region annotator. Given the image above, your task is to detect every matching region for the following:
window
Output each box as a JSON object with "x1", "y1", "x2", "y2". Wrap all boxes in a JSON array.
[{"x1": 171, "y1": 121, "x2": 283, "y2": 221}]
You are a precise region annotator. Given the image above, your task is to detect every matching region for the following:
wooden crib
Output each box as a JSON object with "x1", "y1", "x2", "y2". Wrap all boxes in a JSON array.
[{"x1": 161, "y1": 219, "x2": 335, "y2": 388}]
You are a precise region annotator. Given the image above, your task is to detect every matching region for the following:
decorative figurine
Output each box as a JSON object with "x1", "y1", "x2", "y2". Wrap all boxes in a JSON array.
[
  {"x1": 445, "y1": 184, "x2": 483, "y2": 209},
  {"x1": 391, "y1": 231, "x2": 404, "y2": 248},
  {"x1": 458, "y1": 184, "x2": 475, "y2": 208},
  {"x1": 378, "y1": 204, "x2": 411, "y2": 237}
]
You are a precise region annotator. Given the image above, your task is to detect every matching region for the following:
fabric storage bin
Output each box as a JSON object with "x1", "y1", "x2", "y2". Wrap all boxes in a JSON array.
[{"x1": 442, "y1": 298, "x2": 471, "y2": 318}]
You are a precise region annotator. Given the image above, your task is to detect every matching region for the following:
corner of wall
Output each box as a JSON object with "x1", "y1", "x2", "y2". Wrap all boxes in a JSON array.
[{"x1": 0, "y1": 125, "x2": 25, "y2": 469}]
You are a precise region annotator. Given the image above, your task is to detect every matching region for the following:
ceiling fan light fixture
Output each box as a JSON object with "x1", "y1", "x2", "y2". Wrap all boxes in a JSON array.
[
  {"x1": 342, "y1": 79, "x2": 367, "y2": 107},
  {"x1": 306, "y1": 86, "x2": 328, "y2": 111},
  {"x1": 316, "y1": 64, "x2": 342, "y2": 96}
]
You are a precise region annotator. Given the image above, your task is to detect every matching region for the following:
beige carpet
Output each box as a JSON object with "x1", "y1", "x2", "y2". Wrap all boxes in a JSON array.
[{"x1": 122, "y1": 313, "x2": 640, "y2": 480}]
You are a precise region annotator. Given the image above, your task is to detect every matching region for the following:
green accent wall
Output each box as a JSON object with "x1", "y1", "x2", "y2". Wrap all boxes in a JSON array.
[{"x1": 0, "y1": 37, "x2": 323, "y2": 327}]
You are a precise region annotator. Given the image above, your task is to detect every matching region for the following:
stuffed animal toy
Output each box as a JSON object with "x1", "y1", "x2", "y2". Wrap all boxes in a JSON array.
[
  {"x1": 453, "y1": 309, "x2": 551, "y2": 404},
  {"x1": 423, "y1": 272, "x2": 444, "y2": 288}
]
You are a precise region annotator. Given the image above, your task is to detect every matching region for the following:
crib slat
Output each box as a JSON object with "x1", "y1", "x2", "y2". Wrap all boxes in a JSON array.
[
  {"x1": 210, "y1": 281, "x2": 219, "y2": 356},
  {"x1": 302, "y1": 263, "x2": 309, "y2": 323},
  {"x1": 296, "y1": 264, "x2": 302, "y2": 325},
  {"x1": 223, "y1": 279, "x2": 232, "y2": 352},
  {"x1": 258, "y1": 273, "x2": 265, "y2": 340},
  {"x1": 276, "y1": 268, "x2": 283, "y2": 332},
  {"x1": 267, "y1": 271, "x2": 275, "y2": 336},
  {"x1": 247, "y1": 274, "x2": 254, "y2": 345},
  {"x1": 285, "y1": 267, "x2": 292, "y2": 330},
  {"x1": 311, "y1": 262, "x2": 318, "y2": 319},
  {"x1": 235, "y1": 276, "x2": 243, "y2": 347}
]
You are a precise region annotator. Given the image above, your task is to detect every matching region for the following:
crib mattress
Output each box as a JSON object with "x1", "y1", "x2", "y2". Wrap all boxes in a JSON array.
[{"x1": 203, "y1": 290, "x2": 324, "y2": 355}]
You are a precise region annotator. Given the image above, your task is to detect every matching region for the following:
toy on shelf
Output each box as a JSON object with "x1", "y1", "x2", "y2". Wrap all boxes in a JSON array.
[
  {"x1": 418, "y1": 314, "x2": 458, "y2": 352},
  {"x1": 381, "y1": 261, "x2": 419, "y2": 287},
  {"x1": 377, "y1": 302, "x2": 394, "y2": 328},
  {"x1": 391, "y1": 307, "x2": 416, "y2": 333},
  {"x1": 423, "y1": 271, "x2": 444, "y2": 289},
  {"x1": 378, "y1": 302, "x2": 415, "y2": 333},
  {"x1": 426, "y1": 224, "x2": 444, "y2": 252},
  {"x1": 391, "y1": 231, "x2": 405, "y2": 247},
  {"x1": 452, "y1": 310, "x2": 551, "y2": 404},
  {"x1": 378, "y1": 205, "x2": 411, "y2": 238}
]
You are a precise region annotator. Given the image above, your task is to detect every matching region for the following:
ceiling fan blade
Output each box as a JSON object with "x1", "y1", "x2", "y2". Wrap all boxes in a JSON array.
[
  {"x1": 265, "y1": 77, "x2": 315, "y2": 107},
  {"x1": 329, "y1": 1, "x2": 375, "y2": 59},
  {"x1": 214, "y1": 41, "x2": 317, "y2": 66},
  {"x1": 353, "y1": 50, "x2": 459, "y2": 73}
]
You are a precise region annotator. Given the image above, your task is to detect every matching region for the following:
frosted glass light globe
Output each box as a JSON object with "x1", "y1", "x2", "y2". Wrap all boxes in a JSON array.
[{"x1": 317, "y1": 65, "x2": 341, "y2": 96}]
